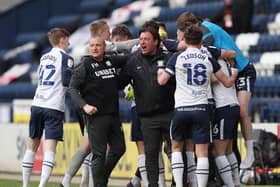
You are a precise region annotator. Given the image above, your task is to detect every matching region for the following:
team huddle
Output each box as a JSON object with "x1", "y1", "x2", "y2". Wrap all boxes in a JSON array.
[{"x1": 21, "y1": 11, "x2": 256, "y2": 187}]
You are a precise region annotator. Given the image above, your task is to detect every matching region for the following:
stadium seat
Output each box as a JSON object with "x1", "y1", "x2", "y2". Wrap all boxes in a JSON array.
[
  {"x1": 79, "y1": 13, "x2": 100, "y2": 26},
  {"x1": 48, "y1": 15, "x2": 80, "y2": 28},
  {"x1": 249, "y1": 52, "x2": 261, "y2": 64},
  {"x1": 12, "y1": 50, "x2": 33, "y2": 64},
  {"x1": 252, "y1": 14, "x2": 275, "y2": 33},
  {"x1": 15, "y1": 32, "x2": 45, "y2": 46},
  {"x1": 79, "y1": 0, "x2": 110, "y2": 13},
  {"x1": 112, "y1": 0, "x2": 133, "y2": 9},
  {"x1": 153, "y1": 0, "x2": 169, "y2": 7},
  {"x1": 0, "y1": 83, "x2": 36, "y2": 102},
  {"x1": 249, "y1": 34, "x2": 280, "y2": 53},
  {"x1": 274, "y1": 64, "x2": 280, "y2": 75},
  {"x1": 165, "y1": 22, "x2": 177, "y2": 39},
  {"x1": 254, "y1": 0, "x2": 272, "y2": 14},
  {"x1": 0, "y1": 49, "x2": 7, "y2": 61}
]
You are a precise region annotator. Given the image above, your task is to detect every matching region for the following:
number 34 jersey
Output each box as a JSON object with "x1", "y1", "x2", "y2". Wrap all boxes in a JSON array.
[
  {"x1": 165, "y1": 47, "x2": 220, "y2": 108},
  {"x1": 32, "y1": 47, "x2": 74, "y2": 112}
]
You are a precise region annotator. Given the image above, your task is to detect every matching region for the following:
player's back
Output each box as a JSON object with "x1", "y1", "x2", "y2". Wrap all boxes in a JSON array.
[
  {"x1": 32, "y1": 47, "x2": 70, "y2": 112},
  {"x1": 174, "y1": 47, "x2": 213, "y2": 107},
  {"x1": 212, "y1": 59, "x2": 239, "y2": 108}
]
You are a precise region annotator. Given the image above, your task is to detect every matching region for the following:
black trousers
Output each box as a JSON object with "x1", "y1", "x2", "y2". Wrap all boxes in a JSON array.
[
  {"x1": 86, "y1": 114, "x2": 126, "y2": 187},
  {"x1": 140, "y1": 111, "x2": 173, "y2": 187}
]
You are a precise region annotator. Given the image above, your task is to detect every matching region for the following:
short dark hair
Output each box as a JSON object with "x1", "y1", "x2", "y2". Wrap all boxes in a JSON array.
[
  {"x1": 184, "y1": 25, "x2": 203, "y2": 45},
  {"x1": 156, "y1": 21, "x2": 166, "y2": 30},
  {"x1": 176, "y1": 12, "x2": 201, "y2": 31},
  {"x1": 111, "y1": 24, "x2": 132, "y2": 39},
  {"x1": 139, "y1": 26, "x2": 161, "y2": 48},
  {"x1": 141, "y1": 20, "x2": 159, "y2": 31},
  {"x1": 47, "y1": 27, "x2": 70, "y2": 46}
]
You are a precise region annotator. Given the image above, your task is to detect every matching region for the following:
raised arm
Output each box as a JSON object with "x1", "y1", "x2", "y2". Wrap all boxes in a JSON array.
[
  {"x1": 209, "y1": 57, "x2": 238, "y2": 88},
  {"x1": 157, "y1": 68, "x2": 171, "y2": 85}
]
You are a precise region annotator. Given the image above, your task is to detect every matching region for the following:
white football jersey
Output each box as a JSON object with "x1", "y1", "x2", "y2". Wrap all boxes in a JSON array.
[
  {"x1": 200, "y1": 46, "x2": 214, "y2": 100},
  {"x1": 211, "y1": 59, "x2": 239, "y2": 108},
  {"x1": 165, "y1": 47, "x2": 220, "y2": 108},
  {"x1": 32, "y1": 47, "x2": 74, "y2": 112}
]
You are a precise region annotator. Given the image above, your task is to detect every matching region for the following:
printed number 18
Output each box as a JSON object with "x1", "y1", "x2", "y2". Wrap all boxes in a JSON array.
[{"x1": 183, "y1": 63, "x2": 207, "y2": 85}]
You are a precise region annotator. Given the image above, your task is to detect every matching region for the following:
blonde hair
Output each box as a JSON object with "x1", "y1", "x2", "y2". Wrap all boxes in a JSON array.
[
  {"x1": 47, "y1": 27, "x2": 70, "y2": 46},
  {"x1": 90, "y1": 19, "x2": 108, "y2": 37}
]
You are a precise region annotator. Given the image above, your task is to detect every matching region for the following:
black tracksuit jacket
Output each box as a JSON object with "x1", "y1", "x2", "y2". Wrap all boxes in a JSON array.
[
  {"x1": 119, "y1": 48, "x2": 175, "y2": 116},
  {"x1": 68, "y1": 55, "x2": 126, "y2": 115}
]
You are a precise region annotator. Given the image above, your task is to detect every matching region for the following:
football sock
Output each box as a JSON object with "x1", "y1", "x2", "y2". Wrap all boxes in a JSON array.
[
  {"x1": 196, "y1": 157, "x2": 209, "y2": 187},
  {"x1": 215, "y1": 155, "x2": 235, "y2": 187},
  {"x1": 22, "y1": 150, "x2": 35, "y2": 187},
  {"x1": 38, "y1": 151, "x2": 55, "y2": 187},
  {"x1": 227, "y1": 153, "x2": 240, "y2": 186},
  {"x1": 240, "y1": 140, "x2": 255, "y2": 169},
  {"x1": 138, "y1": 154, "x2": 149, "y2": 186},
  {"x1": 186, "y1": 151, "x2": 197, "y2": 186},
  {"x1": 61, "y1": 147, "x2": 87, "y2": 186},
  {"x1": 171, "y1": 152, "x2": 184, "y2": 187},
  {"x1": 80, "y1": 153, "x2": 91, "y2": 187}
]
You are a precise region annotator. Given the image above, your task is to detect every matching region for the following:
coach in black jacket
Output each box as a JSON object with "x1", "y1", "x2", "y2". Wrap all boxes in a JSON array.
[
  {"x1": 119, "y1": 26, "x2": 175, "y2": 187},
  {"x1": 68, "y1": 36, "x2": 126, "y2": 187}
]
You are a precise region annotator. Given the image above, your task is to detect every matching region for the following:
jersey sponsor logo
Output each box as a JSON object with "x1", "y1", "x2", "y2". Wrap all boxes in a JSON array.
[
  {"x1": 192, "y1": 89, "x2": 207, "y2": 97},
  {"x1": 94, "y1": 67, "x2": 116, "y2": 79},
  {"x1": 35, "y1": 93, "x2": 46, "y2": 100}
]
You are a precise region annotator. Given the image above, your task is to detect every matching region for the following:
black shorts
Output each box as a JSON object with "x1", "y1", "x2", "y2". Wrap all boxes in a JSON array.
[
  {"x1": 130, "y1": 106, "x2": 143, "y2": 141},
  {"x1": 235, "y1": 63, "x2": 256, "y2": 93},
  {"x1": 29, "y1": 106, "x2": 64, "y2": 141},
  {"x1": 212, "y1": 105, "x2": 240, "y2": 140},
  {"x1": 171, "y1": 105, "x2": 211, "y2": 144}
]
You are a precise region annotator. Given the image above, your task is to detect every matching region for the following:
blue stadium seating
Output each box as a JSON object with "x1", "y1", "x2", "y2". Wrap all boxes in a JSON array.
[
  {"x1": 48, "y1": 15, "x2": 80, "y2": 28},
  {"x1": 249, "y1": 34, "x2": 280, "y2": 53},
  {"x1": 0, "y1": 83, "x2": 36, "y2": 102},
  {"x1": 112, "y1": 0, "x2": 133, "y2": 9},
  {"x1": 15, "y1": 32, "x2": 45, "y2": 46},
  {"x1": 79, "y1": 0, "x2": 110, "y2": 13},
  {"x1": 12, "y1": 50, "x2": 33, "y2": 64},
  {"x1": 251, "y1": 14, "x2": 275, "y2": 33},
  {"x1": 0, "y1": 50, "x2": 7, "y2": 61},
  {"x1": 249, "y1": 52, "x2": 262, "y2": 64},
  {"x1": 165, "y1": 22, "x2": 177, "y2": 39},
  {"x1": 1, "y1": 0, "x2": 280, "y2": 123},
  {"x1": 79, "y1": 13, "x2": 100, "y2": 26},
  {"x1": 156, "y1": 1, "x2": 224, "y2": 23}
]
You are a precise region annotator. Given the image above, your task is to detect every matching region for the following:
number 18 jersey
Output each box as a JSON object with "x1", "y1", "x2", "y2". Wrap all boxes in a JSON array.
[
  {"x1": 32, "y1": 47, "x2": 74, "y2": 112},
  {"x1": 165, "y1": 47, "x2": 220, "y2": 108}
]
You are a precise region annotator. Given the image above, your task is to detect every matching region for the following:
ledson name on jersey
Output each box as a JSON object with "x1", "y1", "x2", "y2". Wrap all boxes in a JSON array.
[
  {"x1": 180, "y1": 53, "x2": 207, "y2": 61},
  {"x1": 41, "y1": 54, "x2": 57, "y2": 61}
]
